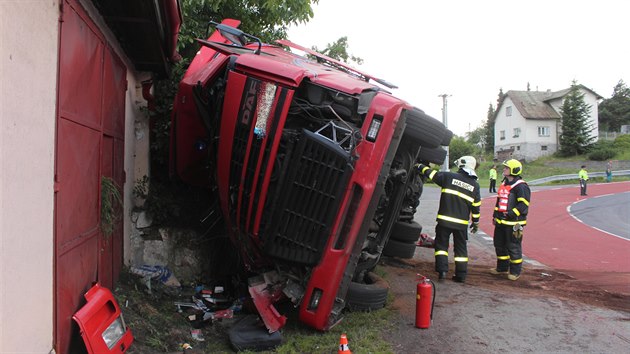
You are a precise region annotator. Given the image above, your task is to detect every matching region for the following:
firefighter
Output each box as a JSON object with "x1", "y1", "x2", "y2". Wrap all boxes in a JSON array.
[
  {"x1": 490, "y1": 159, "x2": 531, "y2": 281},
  {"x1": 416, "y1": 156, "x2": 481, "y2": 283}
]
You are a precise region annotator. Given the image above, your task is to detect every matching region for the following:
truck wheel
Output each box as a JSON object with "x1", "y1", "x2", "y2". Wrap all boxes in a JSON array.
[
  {"x1": 228, "y1": 315, "x2": 283, "y2": 351},
  {"x1": 345, "y1": 272, "x2": 389, "y2": 312},
  {"x1": 441, "y1": 128, "x2": 454, "y2": 146},
  {"x1": 417, "y1": 146, "x2": 447, "y2": 165},
  {"x1": 390, "y1": 221, "x2": 422, "y2": 242},
  {"x1": 383, "y1": 238, "x2": 417, "y2": 259},
  {"x1": 403, "y1": 108, "x2": 446, "y2": 149}
]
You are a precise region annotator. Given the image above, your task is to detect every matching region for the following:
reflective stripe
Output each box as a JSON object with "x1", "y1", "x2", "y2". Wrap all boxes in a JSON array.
[
  {"x1": 517, "y1": 197, "x2": 529, "y2": 206},
  {"x1": 435, "y1": 250, "x2": 448, "y2": 256},
  {"x1": 510, "y1": 258, "x2": 523, "y2": 264},
  {"x1": 472, "y1": 213, "x2": 480, "y2": 218},
  {"x1": 442, "y1": 188, "x2": 474, "y2": 203},
  {"x1": 512, "y1": 208, "x2": 520, "y2": 216},
  {"x1": 437, "y1": 214, "x2": 469, "y2": 225},
  {"x1": 429, "y1": 170, "x2": 437, "y2": 179},
  {"x1": 498, "y1": 255, "x2": 510, "y2": 260},
  {"x1": 454, "y1": 257, "x2": 469, "y2": 262},
  {"x1": 422, "y1": 166, "x2": 430, "y2": 174},
  {"x1": 472, "y1": 201, "x2": 481, "y2": 207},
  {"x1": 494, "y1": 219, "x2": 527, "y2": 226}
]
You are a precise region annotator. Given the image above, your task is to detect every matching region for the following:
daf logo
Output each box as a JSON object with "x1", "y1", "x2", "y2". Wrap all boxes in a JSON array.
[{"x1": 241, "y1": 80, "x2": 259, "y2": 125}]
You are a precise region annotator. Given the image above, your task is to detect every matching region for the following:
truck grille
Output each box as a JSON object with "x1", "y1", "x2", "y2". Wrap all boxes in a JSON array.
[
  {"x1": 264, "y1": 130, "x2": 353, "y2": 265},
  {"x1": 227, "y1": 75, "x2": 352, "y2": 266}
]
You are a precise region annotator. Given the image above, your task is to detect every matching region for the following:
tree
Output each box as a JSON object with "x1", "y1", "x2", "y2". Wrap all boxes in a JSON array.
[
  {"x1": 483, "y1": 103, "x2": 495, "y2": 153},
  {"x1": 466, "y1": 126, "x2": 486, "y2": 149},
  {"x1": 177, "y1": 0, "x2": 319, "y2": 59},
  {"x1": 448, "y1": 136, "x2": 476, "y2": 164},
  {"x1": 558, "y1": 81, "x2": 595, "y2": 156},
  {"x1": 598, "y1": 79, "x2": 630, "y2": 132},
  {"x1": 312, "y1": 36, "x2": 363, "y2": 64}
]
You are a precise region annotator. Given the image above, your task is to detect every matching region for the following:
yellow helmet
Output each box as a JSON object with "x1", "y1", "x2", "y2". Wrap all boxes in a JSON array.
[{"x1": 502, "y1": 159, "x2": 522, "y2": 176}]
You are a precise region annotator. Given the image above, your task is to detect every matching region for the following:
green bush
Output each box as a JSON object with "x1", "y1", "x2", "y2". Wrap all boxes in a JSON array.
[
  {"x1": 588, "y1": 148, "x2": 616, "y2": 161},
  {"x1": 613, "y1": 134, "x2": 630, "y2": 150}
]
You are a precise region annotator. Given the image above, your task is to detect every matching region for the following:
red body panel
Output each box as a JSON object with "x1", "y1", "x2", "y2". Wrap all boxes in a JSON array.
[
  {"x1": 73, "y1": 283, "x2": 133, "y2": 353},
  {"x1": 299, "y1": 95, "x2": 407, "y2": 329}
]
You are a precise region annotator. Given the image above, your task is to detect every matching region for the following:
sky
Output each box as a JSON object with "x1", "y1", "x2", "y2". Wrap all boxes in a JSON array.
[{"x1": 286, "y1": 0, "x2": 630, "y2": 136}]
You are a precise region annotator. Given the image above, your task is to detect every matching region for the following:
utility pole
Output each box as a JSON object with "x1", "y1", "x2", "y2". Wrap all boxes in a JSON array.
[{"x1": 439, "y1": 94, "x2": 451, "y2": 171}]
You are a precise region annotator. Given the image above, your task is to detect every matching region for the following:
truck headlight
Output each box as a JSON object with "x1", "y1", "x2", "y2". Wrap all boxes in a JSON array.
[
  {"x1": 102, "y1": 315, "x2": 126, "y2": 349},
  {"x1": 366, "y1": 117, "x2": 382, "y2": 142},
  {"x1": 254, "y1": 82, "x2": 277, "y2": 138}
]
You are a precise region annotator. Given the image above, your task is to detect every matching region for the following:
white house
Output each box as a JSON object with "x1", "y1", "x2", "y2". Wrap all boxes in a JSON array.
[
  {"x1": 0, "y1": 1, "x2": 181, "y2": 353},
  {"x1": 494, "y1": 85, "x2": 602, "y2": 161}
]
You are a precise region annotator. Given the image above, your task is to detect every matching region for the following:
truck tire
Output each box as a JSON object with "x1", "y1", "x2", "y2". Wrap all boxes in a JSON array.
[
  {"x1": 390, "y1": 221, "x2": 422, "y2": 242},
  {"x1": 417, "y1": 146, "x2": 447, "y2": 165},
  {"x1": 441, "y1": 128, "x2": 454, "y2": 146},
  {"x1": 403, "y1": 108, "x2": 446, "y2": 149},
  {"x1": 345, "y1": 272, "x2": 389, "y2": 312},
  {"x1": 228, "y1": 315, "x2": 283, "y2": 351},
  {"x1": 383, "y1": 238, "x2": 417, "y2": 259}
]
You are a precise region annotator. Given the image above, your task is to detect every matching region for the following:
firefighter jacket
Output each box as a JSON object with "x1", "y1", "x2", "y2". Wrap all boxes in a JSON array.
[
  {"x1": 493, "y1": 176, "x2": 531, "y2": 226},
  {"x1": 418, "y1": 164, "x2": 481, "y2": 230}
]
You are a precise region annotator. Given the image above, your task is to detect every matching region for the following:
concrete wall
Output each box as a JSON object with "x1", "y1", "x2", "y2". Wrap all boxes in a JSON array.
[
  {"x1": 0, "y1": 1, "x2": 151, "y2": 352},
  {"x1": 0, "y1": 1, "x2": 59, "y2": 352}
]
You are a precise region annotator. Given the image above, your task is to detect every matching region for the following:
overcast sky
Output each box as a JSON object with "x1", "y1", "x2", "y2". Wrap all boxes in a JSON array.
[{"x1": 286, "y1": 0, "x2": 630, "y2": 136}]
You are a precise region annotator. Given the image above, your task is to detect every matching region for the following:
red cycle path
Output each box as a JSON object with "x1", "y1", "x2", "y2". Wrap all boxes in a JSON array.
[{"x1": 478, "y1": 181, "x2": 630, "y2": 273}]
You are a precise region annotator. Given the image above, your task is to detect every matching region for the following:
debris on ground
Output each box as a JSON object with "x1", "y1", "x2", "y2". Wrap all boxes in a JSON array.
[
  {"x1": 416, "y1": 233, "x2": 435, "y2": 248},
  {"x1": 129, "y1": 265, "x2": 181, "y2": 293}
]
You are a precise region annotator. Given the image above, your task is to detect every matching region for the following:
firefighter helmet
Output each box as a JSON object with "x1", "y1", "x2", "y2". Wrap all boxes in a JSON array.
[
  {"x1": 502, "y1": 159, "x2": 522, "y2": 176},
  {"x1": 456, "y1": 156, "x2": 476, "y2": 170}
]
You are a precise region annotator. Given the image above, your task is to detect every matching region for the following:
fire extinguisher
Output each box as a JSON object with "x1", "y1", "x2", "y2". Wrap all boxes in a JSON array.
[{"x1": 415, "y1": 274, "x2": 435, "y2": 329}]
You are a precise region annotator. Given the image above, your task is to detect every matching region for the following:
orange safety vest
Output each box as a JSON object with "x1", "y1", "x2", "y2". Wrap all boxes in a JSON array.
[{"x1": 497, "y1": 179, "x2": 525, "y2": 212}]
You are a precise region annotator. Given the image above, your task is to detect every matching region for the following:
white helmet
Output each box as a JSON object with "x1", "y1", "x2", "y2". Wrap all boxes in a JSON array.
[{"x1": 456, "y1": 156, "x2": 476, "y2": 170}]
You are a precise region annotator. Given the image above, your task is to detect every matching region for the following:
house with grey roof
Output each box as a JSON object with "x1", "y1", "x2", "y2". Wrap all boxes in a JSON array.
[{"x1": 494, "y1": 85, "x2": 602, "y2": 161}]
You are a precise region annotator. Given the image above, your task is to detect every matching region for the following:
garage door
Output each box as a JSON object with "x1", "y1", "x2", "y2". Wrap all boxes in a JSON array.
[{"x1": 55, "y1": 1, "x2": 126, "y2": 352}]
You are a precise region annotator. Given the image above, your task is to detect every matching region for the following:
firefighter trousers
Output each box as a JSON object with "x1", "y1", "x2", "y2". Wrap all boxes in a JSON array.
[
  {"x1": 493, "y1": 224, "x2": 523, "y2": 275},
  {"x1": 434, "y1": 224, "x2": 468, "y2": 278}
]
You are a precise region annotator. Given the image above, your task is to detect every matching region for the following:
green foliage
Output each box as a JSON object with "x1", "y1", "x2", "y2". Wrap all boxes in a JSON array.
[
  {"x1": 448, "y1": 136, "x2": 476, "y2": 164},
  {"x1": 312, "y1": 36, "x2": 363, "y2": 64},
  {"x1": 613, "y1": 132, "x2": 630, "y2": 150},
  {"x1": 101, "y1": 176, "x2": 122, "y2": 236},
  {"x1": 558, "y1": 81, "x2": 595, "y2": 156},
  {"x1": 483, "y1": 103, "x2": 496, "y2": 153},
  {"x1": 466, "y1": 126, "x2": 486, "y2": 148},
  {"x1": 598, "y1": 79, "x2": 630, "y2": 132},
  {"x1": 587, "y1": 140, "x2": 616, "y2": 161},
  {"x1": 177, "y1": 0, "x2": 318, "y2": 58}
]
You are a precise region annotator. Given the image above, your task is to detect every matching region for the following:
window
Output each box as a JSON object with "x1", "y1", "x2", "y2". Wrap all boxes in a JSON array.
[
  {"x1": 513, "y1": 128, "x2": 521, "y2": 138},
  {"x1": 516, "y1": 146, "x2": 520, "y2": 151},
  {"x1": 506, "y1": 106, "x2": 512, "y2": 116},
  {"x1": 500, "y1": 130, "x2": 505, "y2": 140},
  {"x1": 538, "y1": 126, "x2": 550, "y2": 137},
  {"x1": 541, "y1": 145, "x2": 548, "y2": 151}
]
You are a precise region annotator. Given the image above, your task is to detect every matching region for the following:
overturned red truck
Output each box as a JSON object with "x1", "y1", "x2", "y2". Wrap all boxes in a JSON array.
[{"x1": 170, "y1": 19, "x2": 451, "y2": 332}]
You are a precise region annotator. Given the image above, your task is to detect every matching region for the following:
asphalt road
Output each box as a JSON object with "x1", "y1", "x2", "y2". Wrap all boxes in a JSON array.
[
  {"x1": 381, "y1": 181, "x2": 630, "y2": 353},
  {"x1": 569, "y1": 191, "x2": 630, "y2": 240}
]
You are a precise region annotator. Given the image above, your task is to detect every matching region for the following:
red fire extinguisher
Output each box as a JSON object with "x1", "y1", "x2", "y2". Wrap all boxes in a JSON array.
[{"x1": 415, "y1": 274, "x2": 435, "y2": 329}]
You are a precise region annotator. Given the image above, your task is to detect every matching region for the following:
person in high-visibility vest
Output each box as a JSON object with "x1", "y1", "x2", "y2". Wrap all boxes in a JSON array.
[
  {"x1": 579, "y1": 165, "x2": 589, "y2": 196},
  {"x1": 490, "y1": 159, "x2": 531, "y2": 281},
  {"x1": 488, "y1": 165, "x2": 497, "y2": 193},
  {"x1": 416, "y1": 156, "x2": 481, "y2": 283}
]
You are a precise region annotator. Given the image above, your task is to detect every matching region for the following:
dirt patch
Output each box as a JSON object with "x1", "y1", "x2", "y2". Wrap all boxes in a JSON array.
[{"x1": 381, "y1": 257, "x2": 630, "y2": 314}]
